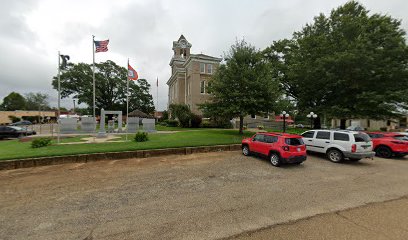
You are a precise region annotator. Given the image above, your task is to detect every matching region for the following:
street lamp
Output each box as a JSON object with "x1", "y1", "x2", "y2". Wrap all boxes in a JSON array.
[
  {"x1": 280, "y1": 111, "x2": 290, "y2": 133},
  {"x1": 307, "y1": 112, "x2": 318, "y2": 129}
]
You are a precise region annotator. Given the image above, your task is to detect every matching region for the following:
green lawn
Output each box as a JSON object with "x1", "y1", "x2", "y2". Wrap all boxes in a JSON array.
[
  {"x1": 0, "y1": 130, "x2": 252, "y2": 161},
  {"x1": 155, "y1": 125, "x2": 218, "y2": 131}
]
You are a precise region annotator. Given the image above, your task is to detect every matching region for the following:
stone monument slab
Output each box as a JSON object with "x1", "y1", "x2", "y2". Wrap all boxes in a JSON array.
[
  {"x1": 127, "y1": 117, "x2": 139, "y2": 133},
  {"x1": 142, "y1": 118, "x2": 156, "y2": 132},
  {"x1": 80, "y1": 117, "x2": 96, "y2": 133},
  {"x1": 59, "y1": 118, "x2": 78, "y2": 134}
]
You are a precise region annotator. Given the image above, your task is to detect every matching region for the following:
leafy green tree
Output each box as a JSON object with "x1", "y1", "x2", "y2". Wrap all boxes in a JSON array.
[
  {"x1": 25, "y1": 92, "x2": 50, "y2": 111},
  {"x1": 169, "y1": 104, "x2": 192, "y2": 127},
  {"x1": 52, "y1": 60, "x2": 155, "y2": 115},
  {"x1": 200, "y1": 40, "x2": 282, "y2": 134},
  {"x1": 0, "y1": 92, "x2": 26, "y2": 110},
  {"x1": 161, "y1": 110, "x2": 169, "y2": 121},
  {"x1": 264, "y1": 1, "x2": 408, "y2": 128}
]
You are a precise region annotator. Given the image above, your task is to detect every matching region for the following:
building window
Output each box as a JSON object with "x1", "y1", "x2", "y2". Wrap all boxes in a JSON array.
[
  {"x1": 200, "y1": 80, "x2": 205, "y2": 94},
  {"x1": 251, "y1": 114, "x2": 256, "y2": 119},
  {"x1": 200, "y1": 63, "x2": 205, "y2": 73},
  {"x1": 207, "y1": 64, "x2": 212, "y2": 74},
  {"x1": 207, "y1": 82, "x2": 212, "y2": 94},
  {"x1": 263, "y1": 112, "x2": 269, "y2": 120}
]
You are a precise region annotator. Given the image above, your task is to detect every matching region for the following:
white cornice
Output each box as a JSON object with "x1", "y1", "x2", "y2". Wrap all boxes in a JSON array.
[
  {"x1": 166, "y1": 69, "x2": 186, "y2": 86},
  {"x1": 183, "y1": 54, "x2": 222, "y2": 68}
]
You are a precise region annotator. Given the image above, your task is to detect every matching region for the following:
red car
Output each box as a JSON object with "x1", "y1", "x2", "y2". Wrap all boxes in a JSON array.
[
  {"x1": 241, "y1": 132, "x2": 307, "y2": 167},
  {"x1": 366, "y1": 132, "x2": 408, "y2": 158}
]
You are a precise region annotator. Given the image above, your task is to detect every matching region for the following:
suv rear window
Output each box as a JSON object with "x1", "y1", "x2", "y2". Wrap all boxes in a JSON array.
[
  {"x1": 301, "y1": 131, "x2": 315, "y2": 138},
  {"x1": 354, "y1": 133, "x2": 371, "y2": 142},
  {"x1": 285, "y1": 138, "x2": 304, "y2": 146},
  {"x1": 333, "y1": 132, "x2": 349, "y2": 141}
]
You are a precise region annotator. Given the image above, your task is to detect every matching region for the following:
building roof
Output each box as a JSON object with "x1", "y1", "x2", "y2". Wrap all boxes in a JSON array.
[
  {"x1": 189, "y1": 53, "x2": 222, "y2": 62},
  {"x1": 129, "y1": 109, "x2": 150, "y2": 118},
  {"x1": 178, "y1": 34, "x2": 187, "y2": 41}
]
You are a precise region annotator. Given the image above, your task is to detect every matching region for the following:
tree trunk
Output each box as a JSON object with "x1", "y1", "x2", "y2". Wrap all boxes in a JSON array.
[
  {"x1": 340, "y1": 119, "x2": 346, "y2": 130},
  {"x1": 239, "y1": 115, "x2": 244, "y2": 135},
  {"x1": 314, "y1": 116, "x2": 321, "y2": 129}
]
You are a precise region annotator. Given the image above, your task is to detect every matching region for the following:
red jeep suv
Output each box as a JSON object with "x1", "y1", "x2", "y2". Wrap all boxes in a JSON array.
[
  {"x1": 242, "y1": 132, "x2": 307, "y2": 167},
  {"x1": 366, "y1": 132, "x2": 408, "y2": 158}
]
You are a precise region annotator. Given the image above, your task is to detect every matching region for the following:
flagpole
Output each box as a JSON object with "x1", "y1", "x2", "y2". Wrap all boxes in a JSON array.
[
  {"x1": 156, "y1": 77, "x2": 159, "y2": 114},
  {"x1": 126, "y1": 58, "x2": 129, "y2": 141},
  {"x1": 92, "y1": 35, "x2": 96, "y2": 138},
  {"x1": 57, "y1": 51, "x2": 61, "y2": 144}
]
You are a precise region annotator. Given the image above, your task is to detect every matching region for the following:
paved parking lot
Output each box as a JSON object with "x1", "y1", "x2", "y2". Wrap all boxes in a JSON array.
[{"x1": 0, "y1": 152, "x2": 407, "y2": 240}]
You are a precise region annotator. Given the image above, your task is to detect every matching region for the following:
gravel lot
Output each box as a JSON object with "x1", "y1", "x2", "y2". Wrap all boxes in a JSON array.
[{"x1": 0, "y1": 152, "x2": 407, "y2": 240}]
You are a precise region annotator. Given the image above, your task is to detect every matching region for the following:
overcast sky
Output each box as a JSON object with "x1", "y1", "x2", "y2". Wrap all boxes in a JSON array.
[{"x1": 0, "y1": 0, "x2": 407, "y2": 111}]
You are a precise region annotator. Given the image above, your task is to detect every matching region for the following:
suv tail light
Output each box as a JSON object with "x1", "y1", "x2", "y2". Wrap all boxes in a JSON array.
[
  {"x1": 351, "y1": 144, "x2": 357, "y2": 153},
  {"x1": 282, "y1": 146, "x2": 289, "y2": 151}
]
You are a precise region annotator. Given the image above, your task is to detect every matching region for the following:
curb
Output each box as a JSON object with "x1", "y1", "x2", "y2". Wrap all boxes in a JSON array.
[{"x1": 0, "y1": 144, "x2": 242, "y2": 171}]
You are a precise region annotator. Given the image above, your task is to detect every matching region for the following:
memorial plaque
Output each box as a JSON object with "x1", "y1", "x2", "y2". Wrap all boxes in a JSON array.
[
  {"x1": 59, "y1": 118, "x2": 78, "y2": 134},
  {"x1": 142, "y1": 118, "x2": 156, "y2": 132},
  {"x1": 127, "y1": 117, "x2": 139, "y2": 133},
  {"x1": 80, "y1": 117, "x2": 96, "y2": 133}
]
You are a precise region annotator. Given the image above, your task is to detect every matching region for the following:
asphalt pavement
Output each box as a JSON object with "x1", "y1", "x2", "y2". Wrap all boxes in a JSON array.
[{"x1": 0, "y1": 151, "x2": 407, "y2": 240}]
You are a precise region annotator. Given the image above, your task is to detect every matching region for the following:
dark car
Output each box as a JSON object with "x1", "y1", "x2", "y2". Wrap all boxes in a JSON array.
[
  {"x1": 0, "y1": 126, "x2": 36, "y2": 139},
  {"x1": 9, "y1": 120, "x2": 32, "y2": 126}
]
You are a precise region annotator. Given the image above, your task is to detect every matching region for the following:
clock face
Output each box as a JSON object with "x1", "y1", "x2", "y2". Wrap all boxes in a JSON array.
[{"x1": 180, "y1": 40, "x2": 187, "y2": 48}]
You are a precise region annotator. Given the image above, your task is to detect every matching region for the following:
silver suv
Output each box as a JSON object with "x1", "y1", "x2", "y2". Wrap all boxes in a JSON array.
[{"x1": 301, "y1": 130, "x2": 375, "y2": 163}]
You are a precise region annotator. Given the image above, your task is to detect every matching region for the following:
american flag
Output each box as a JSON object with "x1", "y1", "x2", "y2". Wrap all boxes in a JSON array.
[{"x1": 94, "y1": 40, "x2": 109, "y2": 52}]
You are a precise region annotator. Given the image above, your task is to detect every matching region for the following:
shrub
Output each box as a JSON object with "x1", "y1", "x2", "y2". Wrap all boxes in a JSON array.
[
  {"x1": 134, "y1": 132, "x2": 149, "y2": 142},
  {"x1": 213, "y1": 118, "x2": 233, "y2": 129},
  {"x1": 22, "y1": 116, "x2": 38, "y2": 123},
  {"x1": 166, "y1": 120, "x2": 179, "y2": 127},
  {"x1": 8, "y1": 116, "x2": 21, "y2": 123},
  {"x1": 169, "y1": 104, "x2": 192, "y2": 128},
  {"x1": 380, "y1": 127, "x2": 387, "y2": 132},
  {"x1": 190, "y1": 113, "x2": 202, "y2": 128},
  {"x1": 201, "y1": 120, "x2": 213, "y2": 128},
  {"x1": 161, "y1": 110, "x2": 169, "y2": 121},
  {"x1": 31, "y1": 138, "x2": 52, "y2": 148}
]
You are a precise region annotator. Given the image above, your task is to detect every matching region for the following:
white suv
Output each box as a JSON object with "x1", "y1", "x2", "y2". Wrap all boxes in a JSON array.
[{"x1": 301, "y1": 130, "x2": 375, "y2": 163}]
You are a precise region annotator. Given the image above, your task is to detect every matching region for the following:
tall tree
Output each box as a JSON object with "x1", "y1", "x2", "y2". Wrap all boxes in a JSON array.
[
  {"x1": 200, "y1": 40, "x2": 282, "y2": 134},
  {"x1": 0, "y1": 92, "x2": 26, "y2": 111},
  {"x1": 52, "y1": 60, "x2": 155, "y2": 114},
  {"x1": 25, "y1": 92, "x2": 50, "y2": 111},
  {"x1": 264, "y1": 1, "x2": 408, "y2": 127}
]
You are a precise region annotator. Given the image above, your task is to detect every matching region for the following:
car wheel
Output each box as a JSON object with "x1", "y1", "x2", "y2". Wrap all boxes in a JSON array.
[
  {"x1": 375, "y1": 146, "x2": 392, "y2": 158},
  {"x1": 349, "y1": 158, "x2": 361, "y2": 162},
  {"x1": 269, "y1": 153, "x2": 281, "y2": 167},
  {"x1": 327, "y1": 149, "x2": 343, "y2": 163},
  {"x1": 242, "y1": 145, "x2": 250, "y2": 156}
]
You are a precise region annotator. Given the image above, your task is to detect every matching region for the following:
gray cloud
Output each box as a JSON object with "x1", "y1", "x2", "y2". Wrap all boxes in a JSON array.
[{"x1": 0, "y1": 0, "x2": 407, "y2": 111}]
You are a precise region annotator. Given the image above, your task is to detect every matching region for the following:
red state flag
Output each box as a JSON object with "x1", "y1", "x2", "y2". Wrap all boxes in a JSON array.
[{"x1": 128, "y1": 64, "x2": 138, "y2": 80}]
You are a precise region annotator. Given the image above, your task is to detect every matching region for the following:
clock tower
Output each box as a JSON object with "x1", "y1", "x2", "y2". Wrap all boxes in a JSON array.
[{"x1": 170, "y1": 35, "x2": 192, "y2": 71}]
